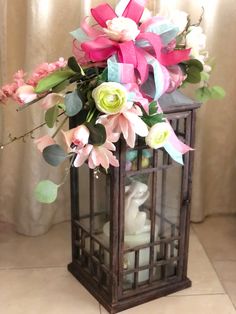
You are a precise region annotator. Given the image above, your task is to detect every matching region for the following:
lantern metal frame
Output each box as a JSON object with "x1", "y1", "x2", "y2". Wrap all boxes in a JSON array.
[{"x1": 68, "y1": 94, "x2": 201, "y2": 313}]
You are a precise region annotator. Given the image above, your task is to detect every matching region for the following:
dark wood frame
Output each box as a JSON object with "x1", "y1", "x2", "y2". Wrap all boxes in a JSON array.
[{"x1": 68, "y1": 99, "x2": 201, "y2": 313}]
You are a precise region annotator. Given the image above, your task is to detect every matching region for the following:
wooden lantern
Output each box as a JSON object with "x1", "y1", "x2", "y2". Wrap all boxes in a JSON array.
[{"x1": 68, "y1": 92, "x2": 201, "y2": 313}]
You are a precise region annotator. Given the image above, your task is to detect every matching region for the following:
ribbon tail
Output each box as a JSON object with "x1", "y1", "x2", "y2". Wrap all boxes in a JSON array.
[
  {"x1": 160, "y1": 49, "x2": 191, "y2": 66},
  {"x1": 91, "y1": 3, "x2": 117, "y2": 28},
  {"x1": 107, "y1": 56, "x2": 136, "y2": 84},
  {"x1": 141, "y1": 53, "x2": 170, "y2": 100},
  {"x1": 163, "y1": 142, "x2": 184, "y2": 165}
]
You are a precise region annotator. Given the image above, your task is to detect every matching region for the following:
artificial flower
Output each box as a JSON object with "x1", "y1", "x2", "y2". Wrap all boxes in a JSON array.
[
  {"x1": 186, "y1": 26, "x2": 207, "y2": 61},
  {"x1": 99, "y1": 103, "x2": 149, "y2": 148},
  {"x1": 166, "y1": 65, "x2": 186, "y2": 93},
  {"x1": 15, "y1": 85, "x2": 37, "y2": 104},
  {"x1": 27, "y1": 58, "x2": 67, "y2": 87},
  {"x1": 92, "y1": 82, "x2": 128, "y2": 114},
  {"x1": 140, "y1": 8, "x2": 152, "y2": 23},
  {"x1": 40, "y1": 93, "x2": 64, "y2": 110},
  {"x1": 169, "y1": 10, "x2": 189, "y2": 34},
  {"x1": 74, "y1": 141, "x2": 119, "y2": 170},
  {"x1": 104, "y1": 17, "x2": 140, "y2": 42},
  {"x1": 34, "y1": 135, "x2": 56, "y2": 152},
  {"x1": 145, "y1": 122, "x2": 171, "y2": 149},
  {"x1": 62, "y1": 125, "x2": 90, "y2": 150}
]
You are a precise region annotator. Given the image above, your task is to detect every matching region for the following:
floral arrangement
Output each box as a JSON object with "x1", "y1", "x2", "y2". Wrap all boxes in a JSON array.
[{"x1": 0, "y1": 0, "x2": 225, "y2": 203}]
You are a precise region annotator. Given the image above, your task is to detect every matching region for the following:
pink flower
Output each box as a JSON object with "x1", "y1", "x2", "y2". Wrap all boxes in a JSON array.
[
  {"x1": 27, "y1": 58, "x2": 67, "y2": 87},
  {"x1": 34, "y1": 135, "x2": 56, "y2": 152},
  {"x1": 62, "y1": 125, "x2": 90, "y2": 150},
  {"x1": 99, "y1": 104, "x2": 149, "y2": 148},
  {"x1": 40, "y1": 93, "x2": 64, "y2": 110},
  {"x1": 0, "y1": 89, "x2": 7, "y2": 104},
  {"x1": 13, "y1": 70, "x2": 26, "y2": 86},
  {"x1": 74, "y1": 141, "x2": 119, "y2": 170},
  {"x1": 166, "y1": 65, "x2": 186, "y2": 93},
  {"x1": 15, "y1": 85, "x2": 37, "y2": 105}
]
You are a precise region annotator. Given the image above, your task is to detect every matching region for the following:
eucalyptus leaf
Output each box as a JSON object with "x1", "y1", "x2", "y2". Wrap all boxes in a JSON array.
[
  {"x1": 210, "y1": 86, "x2": 226, "y2": 99},
  {"x1": 200, "y1": 71, "x2": 210, "y2": 82},
  {"x1": 65, "y1": 91, "x2": 83, "y2": 117},
  {"x1": 68, "y1": 56, "x2": 85, "y2": 75},
  {"x1": 195, "y1": 87, "x2": 212, "y2": 102},
  {"x1": 184, "y1": 59, "x2": 204, "y2": 72},
  {"x1": 85, "y1": 123, "x2": 107, "y2": 146},
  {"x1": 43, "y1": 144, "x2": 67, "y2": 167},
  {"x1": 34, "y1": 180, "x2": 59, "y2": 204},
  {"x1": 185, "y1": 66, "x2": 201, "y2": 84},
  {"x1": 45, "y1": 105, "x2": 59, "y2": 128},
  {"x1": 35, "y1": 69, "x2": 75, "y2": 94}
]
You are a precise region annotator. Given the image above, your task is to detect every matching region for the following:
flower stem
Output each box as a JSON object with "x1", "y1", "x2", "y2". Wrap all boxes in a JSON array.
[
  {"x1": 58, "y1": 153, "x2": 76, "y2": 187},
  {"x1": 86, "y1": 107, "x2": 97, "y2": 123},
  {"x1": 52, "y1": 116, "x2": 68, "y2": 138},
  {"x1": 0, "y1": 112, "x2": 65, "y2": 149}
]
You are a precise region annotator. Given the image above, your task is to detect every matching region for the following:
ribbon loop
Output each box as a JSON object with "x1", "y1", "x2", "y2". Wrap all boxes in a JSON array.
[{"x1": 91, "y1": 4, "x2": 117, "y2": 28}]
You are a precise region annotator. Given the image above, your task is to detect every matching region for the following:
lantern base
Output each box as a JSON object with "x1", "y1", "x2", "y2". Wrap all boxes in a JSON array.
[{"x1": 68, "y1": 262, "x2": 191, "y2": 314}]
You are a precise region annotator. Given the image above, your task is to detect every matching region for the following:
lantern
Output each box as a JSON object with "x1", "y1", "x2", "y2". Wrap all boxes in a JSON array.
[{"x1": 68, "y1": 92, "x2": 201, "y2": 313}]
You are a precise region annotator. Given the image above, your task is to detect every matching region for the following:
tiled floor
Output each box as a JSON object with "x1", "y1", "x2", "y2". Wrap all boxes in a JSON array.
[
  {"x1": 193, "y1": 215, "x2": 236, "y2": 310},
  {"x1": 0, "y1": 217, "x2": 235, "y2": 314}
]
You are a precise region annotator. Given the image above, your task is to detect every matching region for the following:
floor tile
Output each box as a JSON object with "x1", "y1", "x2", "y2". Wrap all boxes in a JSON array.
[
  {"x1": 0, "y1": 267, "x2": 100, "y2": 314},
  {"x1": 101, "y1": 295, "x2": 236, "y2": 314},
  {"x1": 0, "y1": 222, "x2": 71, "y2": 269},
  {"x1": 192, "y1": 216, "x2": 236, "y2": 261},
  {"x1": 214, "y1": 261, "x2": 236, "y2": 308},
  {"x1": 174, "y1": 230, "x2": 224, "y2": 296}
]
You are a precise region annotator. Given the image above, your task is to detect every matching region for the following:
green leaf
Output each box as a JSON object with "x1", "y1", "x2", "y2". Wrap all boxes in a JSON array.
[
  {"x1": 200, "y1": 71, "x2": 210, "y2": 82},
  {"x1": 210, "y1": 86, "x2": 226, "y2": 99},
  {"x1": 74, "y1": 109, "x2": 89, "y2": 126},
  {"x1": 185, "y1": 66, "x2": 201, "y2": 84},
  {"x1": 195, "y1": 87, "x2": 212, "y2": 102},
  {"x1": 52, "y1": 79, "x2": 70, "y2": 93},
  {"x1": 35, "y1": 69, "x2": 75, "y2": 94},
  {"x1": 185, "y1": 59, "x2": 204, "y2": 72},
  {"x1": 43, "y1": 144, "x2": 67, "y2": 167},
  {"x1": 85, "y1": 123, "x2": 107, "y2": 146},
  {"x1": 149, "y1": 101, "x2": 158, "y2": 115},
  {"x1": 67, "y1": 56, "x2": 85, "y2": 75},
  {"x1": 142, "y1": 113, "x2": 164, "y2": 127},
  {"x1": 65, "y1": 91, "x2": 83, "y2": 117},
  {"x1": 45, "y1": 105, "x2": 59, "y2": 128},
  {"x1": 100, "y1": 68, "x2": 108, "y2": 82},
  {"x1": 34, "y1": 180, "x2": 59, "y2": 204}
]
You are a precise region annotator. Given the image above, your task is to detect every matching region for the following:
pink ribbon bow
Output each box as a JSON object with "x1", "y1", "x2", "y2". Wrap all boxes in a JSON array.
[{"x1": 80, "y1": 0, "x2": 190, "y2": 84}]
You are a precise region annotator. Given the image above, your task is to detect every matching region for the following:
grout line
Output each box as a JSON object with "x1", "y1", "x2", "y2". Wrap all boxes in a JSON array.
[
  {"x1": 167, "y1": 292, "x2": 226, "y2": 298},
  {"x1": 191, "y1": 224, "x2": 236, "y2": 310},
  {"x1": 0, "y1": 265, "x2": 68, "y2": 271}
]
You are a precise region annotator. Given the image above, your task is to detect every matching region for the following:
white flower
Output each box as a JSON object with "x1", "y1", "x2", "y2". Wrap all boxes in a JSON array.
[
  {"x1": 186, "y1": 26, "x2": 207, "y2": 59},
  {"x1": 169, "y1": 10, "x2": 189, "y2": 34},
  {"x1": 145, "y1": 122, "x2": 171, "y2": 149},
  {"x1": 140, "y1": 8, "x2": 152, "y2": 23},
  {"x1": 104, "y1": 17, "x2": 140, "y2": 42}
]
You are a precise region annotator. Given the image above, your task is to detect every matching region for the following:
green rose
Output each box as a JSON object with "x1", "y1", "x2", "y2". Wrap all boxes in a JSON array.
[
  {"x1": 145, "y1": 122, "x2": 171, "y2": 149},
  {"x1": 92, "y1": 82, "x2": 127, "y2": 114}
]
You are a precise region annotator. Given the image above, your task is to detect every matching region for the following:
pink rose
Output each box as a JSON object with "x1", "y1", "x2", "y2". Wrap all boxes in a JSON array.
[
  {"x1": 104, "y1": 17, "x2": 140, "y2": 42},
  {"x1": 166, "y1": 66, "x2": 186, "y2": 93}
]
